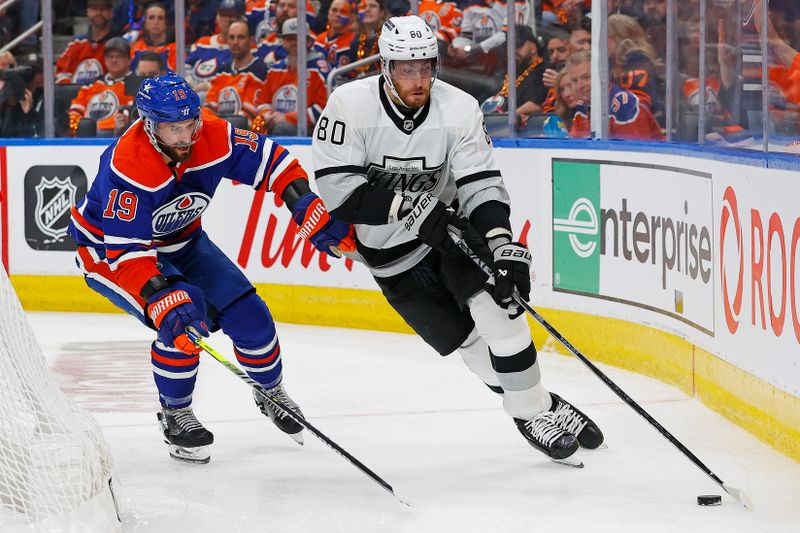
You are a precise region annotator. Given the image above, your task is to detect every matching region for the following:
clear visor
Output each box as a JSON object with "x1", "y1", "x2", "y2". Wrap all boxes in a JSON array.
[
  {"x1": 151, "y1": 116, "x2": 203, "y2": 149},
  {"x1": 390, "y1": 59, "x2": 437, "y2": 80}
]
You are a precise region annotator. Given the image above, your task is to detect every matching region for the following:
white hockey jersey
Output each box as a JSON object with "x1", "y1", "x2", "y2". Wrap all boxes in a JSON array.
[{"x1": 312, "y1": 75, "x2": 510, "y2": 277}]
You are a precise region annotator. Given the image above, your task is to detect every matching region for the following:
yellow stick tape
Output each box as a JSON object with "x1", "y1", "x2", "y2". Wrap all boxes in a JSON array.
[{"x1": 11, "y1": 274, "x2": 799, "y2": 462}]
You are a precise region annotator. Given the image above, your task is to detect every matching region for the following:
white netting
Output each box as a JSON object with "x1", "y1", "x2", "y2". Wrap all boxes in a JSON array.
[{"x1": 0, "y1": 267, "x2": 118, "y2": 531}]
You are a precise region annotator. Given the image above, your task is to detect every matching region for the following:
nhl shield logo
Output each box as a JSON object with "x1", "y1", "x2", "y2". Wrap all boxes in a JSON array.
[
  {"x1": 25, "y1": 165, "x2": 87, "y2": 251},
  {"x1": 34, "y1": 177, "x2": 77, "y2": 241},
  {"x1": 403, "y1": 119, "x2": 414, "y2": 131}
]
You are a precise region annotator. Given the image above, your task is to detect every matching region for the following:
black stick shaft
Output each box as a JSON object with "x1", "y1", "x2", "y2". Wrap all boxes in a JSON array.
[{"x1": 186, "y1": 331, "x2": 403, "y2": 502}]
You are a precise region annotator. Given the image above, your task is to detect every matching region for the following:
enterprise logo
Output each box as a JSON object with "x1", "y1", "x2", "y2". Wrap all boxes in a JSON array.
[{"x1": 553, "y1": 197, "x2": 598, "y2": 258}]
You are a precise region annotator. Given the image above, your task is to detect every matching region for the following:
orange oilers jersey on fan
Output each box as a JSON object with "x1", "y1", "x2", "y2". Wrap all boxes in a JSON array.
[
  {"x1": 418, "y1": 0, "x2": 463, "y2": 44},
  {"x1": 130, "y1": 39, "x2": 178, "y2": 71},
  {"x1": 205, "y1": 72, "x2": 264, "y2": 126},
  {"x1": 55, "y1": 34, "x2": 109, "y2": 85},
  {"x1": 69, "y1": 74, "x2": 133, "y2": 132},
  {"x1": 257, "y1": 62, "x2": 328, "y2": 126},
  {"x1": 68, "y1": 108, "x2": 308, "y2": 297},
  {"x1": 313, "y1": 28, "x2": 356, "y2": 68}
]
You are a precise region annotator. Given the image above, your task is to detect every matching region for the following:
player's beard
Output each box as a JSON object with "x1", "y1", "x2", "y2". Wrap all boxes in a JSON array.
[
  {"x1": 160, "y1": 144, "x2": 193, "y2": 163},
  {"x1": 393, "y1": 81, "x2": 431, "y2": 110}
]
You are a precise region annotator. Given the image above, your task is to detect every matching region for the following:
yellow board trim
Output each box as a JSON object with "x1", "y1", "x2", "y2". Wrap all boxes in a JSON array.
[{"x1": 11, "y1": 274, "x2": 799, "y2": 462}]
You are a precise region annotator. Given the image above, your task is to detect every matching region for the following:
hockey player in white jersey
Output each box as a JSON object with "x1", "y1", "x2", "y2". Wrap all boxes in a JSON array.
[{"x1": 312, "y1": 15, "x2": 604, "y2": 464}]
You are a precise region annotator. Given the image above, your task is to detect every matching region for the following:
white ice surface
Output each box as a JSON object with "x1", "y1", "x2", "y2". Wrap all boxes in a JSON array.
[{"x1": 29, "y1": 312, "x2": 800, "y2": 533}]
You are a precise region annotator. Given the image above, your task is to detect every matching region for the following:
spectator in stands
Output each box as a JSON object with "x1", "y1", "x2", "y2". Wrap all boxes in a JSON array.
[
  {"x1": 448, "y1": 0, "x2": 509, "y2": 75},
  {"x1": 114, "y1": 0, "x2": 175, "y2": 35},
  {"x1": 314, "y1": 0, "x2": 356, "y2": 69},
  {"x1": 255, "y1": 18, "x2": 328, "y2": 135},
  {"x1": 542, "y1": 29, "x2": 571, "y2": 88},
  {"x1": 609, "y1": 14, "x2": 665, "y2": 127},
  {"x1": 569, "y1": 16, "x2": 591, "y2": 54},
  {"x1": 220, "y1": 19, "x2": 268, "y2": 78},
  {"x1": 417, "y1": 0, "x2": 463, "y2": 49},
  {"x1": 187, "y1": 0, "x2": 221, "y2": 42},
  {"x1": 641, "y1": 0, "x2": 666, "y2": 59},
  {"x1": 0, "y1": 52, "x2": 44, "y2": 137},
  {"x1": 130, "y1": 2, "x2": 178, "y2": 72},
  {"x1": 56, "y1": 0, "x2": 117, "y2": 85},
  {"x1": 543, "y1": 0, "x2": 591, "y2": 29},
  {"x1": 753, "y1": 0, "x2": 800, "y2": 106},
  {"x1": 568, "y1": 50, "x2": 663, "y2": 140},
  {"x1": 481, "y1": 25, "x2": 548, "y2": 121},
  {"x1": 255, "y1": 0, "x2": 316, "y2": 66},
  {"x1": 553, "y1": 67, "x2": 578, "y2": 130},
  {"x1": 344, "y1": 0, "x2": 388, "y2": 77},
  {"x1": 186, "y1": 0, "x2": 242, "y2": 88},
  {"x1": 0, "y1": 50, "x2": 14, "y2": 71},
  {"x1": 246, "y1": 0, "x2": 272, "y2": 41},
  {"x1": 69, "y1": 37, "x2": 135, "y2": 137},
  {"x1": 135, "y1": 50, "x2": 168, "y2": 78}
]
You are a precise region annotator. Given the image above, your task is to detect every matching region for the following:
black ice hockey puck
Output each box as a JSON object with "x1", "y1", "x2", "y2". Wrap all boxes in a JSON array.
[{"x1": 697, "y1": 494, "x2": 722, "y2": 506}]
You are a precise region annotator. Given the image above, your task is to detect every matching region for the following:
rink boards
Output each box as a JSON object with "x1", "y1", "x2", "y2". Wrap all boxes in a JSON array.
[{"x1": 0, "y1": 138, "x2": 798, "y2": 462}]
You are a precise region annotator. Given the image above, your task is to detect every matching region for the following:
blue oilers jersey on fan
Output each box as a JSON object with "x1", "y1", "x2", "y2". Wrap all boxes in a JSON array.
[
  {"x1": 186, "y1": 37, "x2": 233, "y2": 81},
  {"x1": 68, "y1": 107, "x2": 307, "y2": 296}
]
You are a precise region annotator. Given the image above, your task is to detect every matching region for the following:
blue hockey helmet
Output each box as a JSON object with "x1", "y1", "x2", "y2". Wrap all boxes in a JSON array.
[{"x1": 136, "y1": 73, "x2": 202, "y2": 149}]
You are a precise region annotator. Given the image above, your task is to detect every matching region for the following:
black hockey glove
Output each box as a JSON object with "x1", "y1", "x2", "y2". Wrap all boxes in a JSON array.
[
  {"x1": 488, "y1": 241, "x2": 531, "y2": 318},
  {"x1": 401, "y1": 192, "x2": 466, "y2": 256}
]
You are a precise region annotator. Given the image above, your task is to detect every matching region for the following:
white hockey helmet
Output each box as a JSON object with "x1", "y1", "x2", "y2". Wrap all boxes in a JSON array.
[{"x1": 378, "y1": 16, "x2": 440, "y2": 106}]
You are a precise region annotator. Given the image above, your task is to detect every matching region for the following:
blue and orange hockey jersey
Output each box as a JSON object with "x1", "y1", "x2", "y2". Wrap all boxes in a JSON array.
[
  {"x1": 185, "y1": 33, "x2": 232, "y2": 82},
  {"x1": 570, "y1": 84, "x2": 663, "y2": 141},
  {"x1": 69, "y1": 108, "x2": 308, "y2": 298}
]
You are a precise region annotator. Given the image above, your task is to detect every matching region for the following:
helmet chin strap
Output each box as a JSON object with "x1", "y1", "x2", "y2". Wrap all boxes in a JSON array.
[{"x1": 143, "y1": 117, "x2": 168, "y2": 156}]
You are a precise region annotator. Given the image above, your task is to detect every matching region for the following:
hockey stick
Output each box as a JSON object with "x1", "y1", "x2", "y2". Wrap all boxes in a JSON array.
[
  {"x1": 448, "y1": 229, "x2": 754, "y2": 511},
  {"x1": 185, "y1": 328, "x2": 411, "y2": 507}
]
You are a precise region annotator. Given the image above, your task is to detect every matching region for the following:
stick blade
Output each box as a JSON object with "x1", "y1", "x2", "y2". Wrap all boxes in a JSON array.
[{"x1": 723, "y1": 483, "x2": 754, "y2": 511}]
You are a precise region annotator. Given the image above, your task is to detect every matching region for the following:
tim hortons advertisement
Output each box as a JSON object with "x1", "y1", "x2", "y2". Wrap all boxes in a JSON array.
[
  {"x1": 551, "y1": 159, "x2": 715, "y2": 335},
  {"x1": 717, "y1": 172, "x2": 800, "y2": 395}
]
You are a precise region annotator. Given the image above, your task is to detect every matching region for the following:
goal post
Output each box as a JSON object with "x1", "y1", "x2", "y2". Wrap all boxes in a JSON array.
[{"x1": 0, "y1": 266, "x2": 120, "y2": 532}]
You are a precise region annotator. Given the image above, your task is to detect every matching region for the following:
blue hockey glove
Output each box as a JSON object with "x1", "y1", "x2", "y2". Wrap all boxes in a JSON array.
[
  {"x1": 292, "y1": 192, "x2": 355, "y2": 256},
  {"x1": 147, "y1": 288, "x2": 209, "y2": 354}
]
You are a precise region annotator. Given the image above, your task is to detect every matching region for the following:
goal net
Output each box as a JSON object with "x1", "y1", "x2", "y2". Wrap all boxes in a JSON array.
[{"x1": 0, "y1": 267, "x2": 119, "y2": 532}]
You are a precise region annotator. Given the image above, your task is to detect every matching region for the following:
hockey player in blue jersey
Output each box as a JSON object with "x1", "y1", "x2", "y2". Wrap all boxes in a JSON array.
[{"x1": 68, "y1": 73, "x2": 354, "y2": 463}]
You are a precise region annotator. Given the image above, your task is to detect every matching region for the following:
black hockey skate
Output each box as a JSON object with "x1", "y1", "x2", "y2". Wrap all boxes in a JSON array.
[
  {"x1": 549, "y1": 392, "x2": 605, "y2": 450},
  {"x1": 157, "y1": 407, "x2": 214, "y2": 464},
  {"x1": 253, "y1": 384, "x2": 305, "y2": 445},
  {"x1": 515, "y1": 410, "x2": 581, "y2": 467}
]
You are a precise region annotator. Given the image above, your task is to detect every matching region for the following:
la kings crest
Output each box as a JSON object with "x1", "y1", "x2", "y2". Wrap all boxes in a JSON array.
[{"x1": 366, "y1": 156, "x2": 446, "y2": 194}]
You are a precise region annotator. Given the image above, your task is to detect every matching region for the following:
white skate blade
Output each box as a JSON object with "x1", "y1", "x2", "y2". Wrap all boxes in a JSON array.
[
  {"x1": 583, "y1": 442, "x2": 608, "y2": 451},
  {"x1": 289, "y1": 431, "x2": 304, "y2": 446},
  {"x1": 167, "y1": 444, "x2": 211, "y2": 464},
  {"x1": 551, "y1": 455, "x2": 584, "y2": 468}
]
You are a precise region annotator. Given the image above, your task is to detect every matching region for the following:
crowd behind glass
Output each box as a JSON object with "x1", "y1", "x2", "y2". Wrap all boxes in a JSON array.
[{"x1": 0, "y1": 0, "x2": 798, "y2": 153}]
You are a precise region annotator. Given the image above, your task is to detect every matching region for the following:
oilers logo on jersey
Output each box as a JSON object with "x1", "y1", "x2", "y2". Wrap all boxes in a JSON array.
[
  {"x1": 274, "y1": 85, "x2": 299, "y2": 113},
  {"x1": 74, "y1": 58, "x2": 103, "y2": 85},
  {"x1": 152, "y1": 193, "x2": 211, "y2": 236},
  {"x1": 194, "y1": 57, "x2": 220, "y2": 79},
  {"x1": 366, "y1": 156, "x2": 446, "y2": 194},
  {"x1": 217, "y1": 86, "x2": 243, "y2": 116},
  {"x1": 87, "y1": 90, "x2": 120, "y2": 121},
  {"x1": 474, "y1": 15, "x2": 498, "y2": 42}
]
